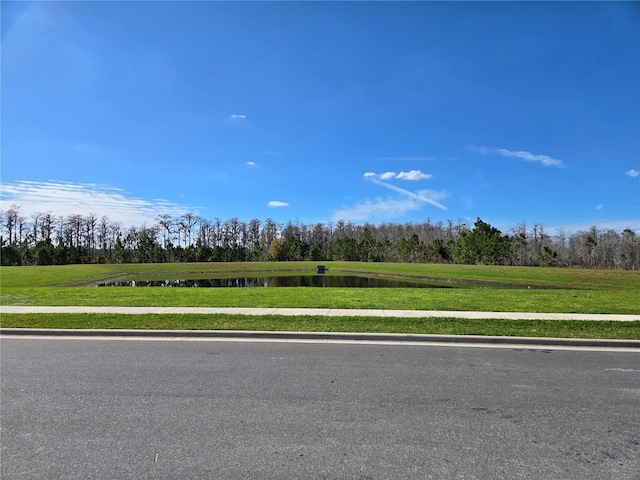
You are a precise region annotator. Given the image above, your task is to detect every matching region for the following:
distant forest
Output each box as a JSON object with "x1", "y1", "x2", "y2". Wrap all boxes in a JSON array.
[{"x1": 1, "y1": 205, "x2": 638, "y2": 269}]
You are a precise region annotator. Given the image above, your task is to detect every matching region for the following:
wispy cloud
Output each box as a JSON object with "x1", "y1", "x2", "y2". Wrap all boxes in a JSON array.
[
  {"x1": 470, "y1": 146, "x2": 566, "y2": 168},
  {"x1": 626, "y1": 169, "x2": 639, "y2": 178},
  {"x1": 230, "y1": 114, "x2": 246, "y2": 119},
  {"x1": 268, "y1": 200, "x2": 289, "y2": 208},
  {"x1": 0, "y1": 180, "x2": 193, "y2": 226},
  {"x1": 596, "y1": 204, "x2": 604, "y2": 211},
  {"x1": 332, "y1": 170, "x2": 447, "y2": 222},
  {"x1": 364, "y1": 173, "x2": 447, "y2": 211},
  {"x1": 246, "y1": 161, "x2": 256, "y2": 166},
  {"x1": 364, "y1": 170, "x2": 433, "y2": 181},
  {"x1": 332, "y1": 197, "x2": 425, "y2": 223}
]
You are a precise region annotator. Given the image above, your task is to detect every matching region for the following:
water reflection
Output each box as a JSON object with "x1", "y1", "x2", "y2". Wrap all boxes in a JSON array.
[{"x1": 98, "y1": 275, "x2": 451, "y2": 288}]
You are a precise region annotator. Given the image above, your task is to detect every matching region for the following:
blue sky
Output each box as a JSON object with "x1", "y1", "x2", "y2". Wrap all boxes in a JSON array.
[{"x1": 2, "y1": 1, "x2": 639, "y2": 233}]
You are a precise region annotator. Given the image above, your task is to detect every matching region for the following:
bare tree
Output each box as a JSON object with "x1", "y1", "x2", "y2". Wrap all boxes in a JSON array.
[
  {"x1": 4, "y1": 205, "x2": 20, "y2": 244},
  {"x1": 31, "y1": 212, "x2": 43, "y2": 245},
  {"x1": 262, "y1": 218, "x2": 278, "y2": 251},
  {"x1": 85, "y1": 213, "x2": 98, "y2": 260},
  {"x1": 511, "y1": 222, "x2": 528, "y2": 266},
  {"x1": 620, "y1": 229, "x2": 638, "y2": 269},
  {"x1": 197, "y1": 219, "x2": 212, "y2": 248},
  {"x1": 227, "y1": 217, "x2": 240, "y2": 247},
  {"x1": 156, "y1": 214, "x2": 174, "y2": 247},
  {"x1": 179, "y1": 213, "x2": 198, "y2": 247},
  {"x1": 248, "y1": 219, "x2": 261, "y2": 253},
  {"x1": 40, "y1": 212, "x2": 55, "y2": 243},
  {"x1": 213, "y1": 218, "x2": 223, "y2": 248}
]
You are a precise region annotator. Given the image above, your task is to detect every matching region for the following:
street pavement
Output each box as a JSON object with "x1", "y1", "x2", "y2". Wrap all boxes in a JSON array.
[{"x1": 1, "y1": 337, "x2": 639, "y2": 479}]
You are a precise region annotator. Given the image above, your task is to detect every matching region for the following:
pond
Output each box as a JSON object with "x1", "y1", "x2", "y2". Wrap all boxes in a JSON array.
[{"x1": 97, "y1": 275, "x2": 452, "y2": 288}]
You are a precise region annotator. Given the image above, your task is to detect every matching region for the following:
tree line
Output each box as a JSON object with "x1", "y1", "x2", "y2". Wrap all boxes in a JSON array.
[{"x1": 1, "y1": 205, "x2": 638, "y2": 269}]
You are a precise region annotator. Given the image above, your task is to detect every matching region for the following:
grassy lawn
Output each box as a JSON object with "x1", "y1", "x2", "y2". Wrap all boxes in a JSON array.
[
  {"x1": 1, "y1": 286, "x2": 637, "y2": 314},
  {"x1": 2, "y1": 313, "x2": 639, "y2": 340},
  {"x1": 1, "y1": 262, "x2": 638, "y2": 313},
  {"x1": 3, "y1": 261, "x2": 639, "y2": 289},
  {"x1": 1, "y1": 262, "x2": 638, "y2": 338}
]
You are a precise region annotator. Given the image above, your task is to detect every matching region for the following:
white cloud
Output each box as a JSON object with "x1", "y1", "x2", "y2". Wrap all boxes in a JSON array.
[
  {"x1": 364, "y1": 175, "x2": 447, "y2": 210},
  {"x1": 498, "y1": 149, "x2": 565, "y2": 167},
  {"x1": 470, "y1": 146, "x2": 566, "y2": 168},
  {"x1": 268, "y1": 200, "x2": 289, "y2": 208},
  {"x1": 397, "y1": 170, "x2": 433, "y2": 181},
  {"x1": 0, "y1": 180, "x2": 193, "y2": 227},
  {"x1": 365, "y1": 170, "x2": 433, "y2": 181},
  {"x1": 230, "y1": 114, "x2": 246, "y2": 119},
  {"x1": 332, "y1": 197, "x2": 424, "y2": 223},
  {"x1": 596, "y1": 204, "x2": 604, "y2": 211},
  {"x1": 246, "y1": 161, "x2": 256, "y2": 166},
  {"x1": 626, "y1": 169, "x2": 639, "y2": 178}
]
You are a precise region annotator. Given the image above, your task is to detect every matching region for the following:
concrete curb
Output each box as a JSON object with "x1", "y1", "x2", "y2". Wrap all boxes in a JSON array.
[
  {"x1": 2, "y1": 306, "x2": 639, "y2": 321},
  {"x1": 2, "y1": 328, "x2": 639, "y2": 349}
]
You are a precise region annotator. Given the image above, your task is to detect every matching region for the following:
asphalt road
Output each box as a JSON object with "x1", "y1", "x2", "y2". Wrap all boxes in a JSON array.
[{"x1": 1, "y1": 338, "x2": 639, "y2": 479}]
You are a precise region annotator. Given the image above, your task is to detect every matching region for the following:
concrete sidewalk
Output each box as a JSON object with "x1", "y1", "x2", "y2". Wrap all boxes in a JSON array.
[
  {"x1": 3, "y1": 306, "x2": 639, "y2": 350},
  {"x1": 1, "y1": 305, "x2": 639, "y2": 321}
]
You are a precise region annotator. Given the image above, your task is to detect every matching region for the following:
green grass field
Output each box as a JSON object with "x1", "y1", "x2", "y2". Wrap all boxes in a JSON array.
[
  {"x1": 1, "y1": 262, "x2": 638, "y2": 312},
  {"x1": 2, "y1": 313, "x2": 639, "y2": 340},
  {"x1": 1, "y1": 262, "x2": 639, "y2": 339}
]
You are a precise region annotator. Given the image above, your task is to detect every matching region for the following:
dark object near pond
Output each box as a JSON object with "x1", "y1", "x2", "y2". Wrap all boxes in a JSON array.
[{"x1": 98, "y1": 275, "x2": 452, "y2": 288}]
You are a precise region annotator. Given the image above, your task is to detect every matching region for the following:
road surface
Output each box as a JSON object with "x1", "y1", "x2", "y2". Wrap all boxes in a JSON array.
[{"x1": 1, "y1": 337, "x2": 639, "y2": 479}]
